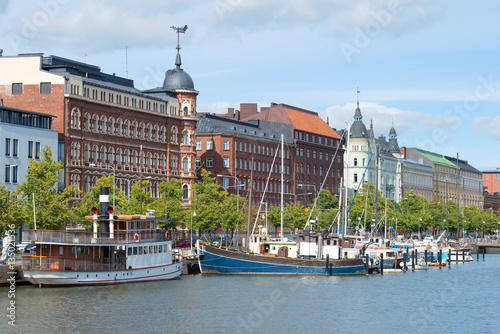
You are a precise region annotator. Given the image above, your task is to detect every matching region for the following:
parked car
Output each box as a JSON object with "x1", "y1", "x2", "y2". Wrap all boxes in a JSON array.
[
  {"x1": 24, "y1": 244, "x2": 36, "y2": 253},
  {"x1": 15, "y1": 242, "x2": 30, "y2": 253},
  {"x1": 213, "y1": 236, "x2": 232, "y2": 247},
  {"x1": 174, "y1": 239, "x2": 192, "y2": 248}
]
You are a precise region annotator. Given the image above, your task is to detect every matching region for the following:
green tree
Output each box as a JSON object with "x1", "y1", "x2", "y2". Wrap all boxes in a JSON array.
[
  {"x1": 15, "y1": 146, "x2": 77, "y2": 229},
  {"x1": 0, "y1": 184, "x2": 25, "y2": 233},
  {"x1": 191, "y1": 169, "x2": 226, "y2": 234},
  {"x1": 221, "y1": 194, "x2": 246, "y2": 238},
  {"x1": 124, "y1": 179, "x2": 154, "y2": 215},
  {"x1": 153, "y1": 179, "x2": 188, "y2": 229}
]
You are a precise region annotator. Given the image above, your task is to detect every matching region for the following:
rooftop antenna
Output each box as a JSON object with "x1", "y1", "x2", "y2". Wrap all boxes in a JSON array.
[
  {"x1": 125, "y1": 46, "x2": 128, "y2": 78},
  {"x1": 170, "y1": 25, "x2": 188, "y2": 69},
  {"x1": 84, "y1": 53, "x2": 87, "y2": 63},
  {"x1": 357, "y1": 87, "x2": 360, "y2": 108}
]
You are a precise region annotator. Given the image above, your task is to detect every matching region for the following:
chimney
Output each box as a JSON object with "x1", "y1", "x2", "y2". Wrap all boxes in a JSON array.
[
  {"x1": 401, "y1": 146, "x2": 406, "y2": 158},
  {"x1": 227, "y1": 107, "x2": 234, "y2": 119},
  {"x1": 99, "y1": 187, "x2": 110, "y2": 234}
]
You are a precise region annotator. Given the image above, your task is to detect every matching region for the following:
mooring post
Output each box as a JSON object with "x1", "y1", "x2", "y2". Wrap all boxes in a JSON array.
[
  {"x1": 325, "y1": 254, "x2": 330, "y2": 275},
  {"x1": 380, "y1": 253, "x2": 384, "y2": 275},
  {"x1": 424, "y1": 250, "x2": 428, "y2": 264},
  {"x1": 483, "y1": 248, "x2": 485, "y2": 261},
  {"x1": 365, "y1": 254, "x2": 370, "y2": 275},
  {"x1": 403, "y1": 252, "x2": 407, "y2": 271},
  {"x1": 412, "y1": 250, "x2": 415, "y2": 271}
]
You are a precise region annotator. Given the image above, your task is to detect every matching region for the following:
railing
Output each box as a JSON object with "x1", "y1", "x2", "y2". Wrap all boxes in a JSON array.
[
  {"x1": 22, "y1": 256, "x2": 127, "y2": 271},
  {"x1": 22, "y1": 230, "x2": 167, "y2": 245}
]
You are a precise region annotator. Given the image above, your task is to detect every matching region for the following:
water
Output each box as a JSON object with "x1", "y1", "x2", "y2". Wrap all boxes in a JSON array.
[{"x1": 2, "y1": 255, "x2": 500, "y2": 334}]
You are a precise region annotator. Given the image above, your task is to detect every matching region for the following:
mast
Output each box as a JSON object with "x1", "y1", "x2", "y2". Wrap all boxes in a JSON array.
[
  {"x1": 456, "y1": 153, "x2": 460, "y2": 238},
  {"x1": 246, "y1": 158, "x2": 254, "y2": 251},
  {"x1": 280, "y1": 134, "x2": 284, "y2": 241},
  {"x1": 343, "y1": 123, "x2": 350, "y2": 238},
  {"x1": 374, "y1": 145, "x2": 379, "y2": 237}
]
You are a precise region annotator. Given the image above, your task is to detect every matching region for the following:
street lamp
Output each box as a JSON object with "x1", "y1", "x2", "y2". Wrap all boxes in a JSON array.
[
  {"x1": 419, "y1": 218, "x2": 422, "y2": 240},
  {"x1": 190, "y1": 211, "x2": 196, "y2": 253},
  {"x1": 90, "y1": 163, "x2": 115, "y2": 209},
  {"x1": 482, "y1": 221, "x2": 485, "y2": 238}
]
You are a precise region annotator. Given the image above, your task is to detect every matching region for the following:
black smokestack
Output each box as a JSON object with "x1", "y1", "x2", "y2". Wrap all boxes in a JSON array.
[{"x1": 99, "y1": 187, "x2": 110, "y2": 233}]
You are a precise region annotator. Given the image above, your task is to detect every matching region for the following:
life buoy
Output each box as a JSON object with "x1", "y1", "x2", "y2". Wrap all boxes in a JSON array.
[
  {"x1": 165, "y1": 231, "x2": 170, "y2": 240},
  {"x1": 134, "y1": 233, "x2": 140, "y2": 242}
]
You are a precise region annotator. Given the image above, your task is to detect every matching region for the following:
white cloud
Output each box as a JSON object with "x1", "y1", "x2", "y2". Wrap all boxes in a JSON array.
[{"x1": 473, "y1": 116, "x2": 500, "y2": 140}]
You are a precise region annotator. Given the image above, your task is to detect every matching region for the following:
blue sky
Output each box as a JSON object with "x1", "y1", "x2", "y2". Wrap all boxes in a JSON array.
[{"x1": 0, "y1": 0, "x2": 499, "y2": 170}]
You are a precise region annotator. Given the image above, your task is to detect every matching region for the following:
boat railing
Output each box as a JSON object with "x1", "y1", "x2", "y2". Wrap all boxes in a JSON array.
[
  {"x1": 22, "y1": 230, "x2": 167, "y2": 245},
  {"x1": 22, "y1": 256, "x2": 127, "y2": 271}
]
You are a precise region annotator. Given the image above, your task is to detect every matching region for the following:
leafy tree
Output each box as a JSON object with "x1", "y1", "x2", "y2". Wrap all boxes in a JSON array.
[
  {"x1": 153, "y1": 179, "x2": 188, "y2": 229},
  {"x1": 124, "y1": 179, "x2": 154, "y2": 215},
  {"x1": 221, "y1": 194, "x2": 246, "y2": 238},
  {"x1": 0, "y1": 184, "x2": 25, "y2": 233},
  {"x1": 191, "y1": 169, "x2": 226, "y2": 234},
  {"x1": 15, "y1": 146, "x2": 77, "y2": 229},
  {"x1": 72, "y1": 176, "x2": 127, "y2": 220}
]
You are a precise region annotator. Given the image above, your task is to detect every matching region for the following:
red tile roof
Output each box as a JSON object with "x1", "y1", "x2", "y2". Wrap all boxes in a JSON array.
[{"x1": 243, "y1": 103, "x2": 341, "y2": 139}]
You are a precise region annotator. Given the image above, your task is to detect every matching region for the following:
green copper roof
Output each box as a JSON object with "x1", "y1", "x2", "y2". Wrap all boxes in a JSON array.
[{"x1": 417, "y1": 149, "x2": 458, "y2": 169}]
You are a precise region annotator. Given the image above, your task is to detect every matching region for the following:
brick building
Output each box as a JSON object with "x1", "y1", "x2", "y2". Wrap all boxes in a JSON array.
[
  {"x1": 0, "y1": 48, "x2": 198, "y2": 204},
  {"x1": 197, "y1": 103, "x2": 344, "y2": 207},
  {"x1": 482, "y1": 169, "x2": 500, "y2": 195}
]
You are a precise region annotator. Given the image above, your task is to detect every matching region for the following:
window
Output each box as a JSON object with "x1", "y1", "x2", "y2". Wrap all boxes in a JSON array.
[
  {"x1": 354, "y1": 158, "x2": 357, "y2": 166},
  {"x1": 206, "y1": 158, "x2": 213, "y2": 167},
  {"x1": 223, "y1": 140, "x2": 229, "y2": 150},
  {"x1": 40, "y1": 82, "x2": 51, "y2": 94},
  {"x1": 222, "y1": 177, "x2": 229, "y2": 189},
  {"x1": 5, "y1": 138, "x2": 10, "y2": 156},
  {"x1": 12, "y1": 165, "x2": 18, "y2": 183},
  {"x1": 12, "y1": 139, "x2": 18, "y2": 157},
  {"x1": 196, "y1": 140, "x2": 201, "y2": 150},
  {"x1": 207, "y1": 140, "x2": 214, "y2": 150},
  {"x1": 12, "y1": 83, "x2": 22, "y2": 94},
  {"x1": 223, "y1": 157, "x2": 229, "y2": 168},
  {"x1": 183, "y1": 185, "x2": 189, "y2": 200},
  {"x1": 182, "y1": 157, "x2": 189, "y2": 172},
  {"x1": 35, "y1": 142, "x2": 41, "y2": 159},
  {"x1": 4, "y1": 165, "x2": 10, "y2": 183},
  {"x1": 182, "y1": 130, "x2": 189, "y2": 145},
  {"x1": 195, "y1": 158, "x2": 201, "y2": 168},
  {"x1": 28, "y1": 141, "x2": 33, "y2": 159}
]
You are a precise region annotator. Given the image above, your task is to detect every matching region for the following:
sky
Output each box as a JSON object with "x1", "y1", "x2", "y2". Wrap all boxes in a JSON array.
[{"x1": 0, "y1": 0, "x2": 499, "y2": 170}]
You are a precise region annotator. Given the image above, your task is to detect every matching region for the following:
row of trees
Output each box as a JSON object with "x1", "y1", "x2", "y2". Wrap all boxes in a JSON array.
[{"x1": 1, "y1": 147, "x2": 499, "y2": 238}]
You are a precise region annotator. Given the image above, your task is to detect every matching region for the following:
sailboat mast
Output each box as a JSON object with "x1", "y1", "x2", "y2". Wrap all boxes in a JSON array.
[
  {"x1": 246, "y1": 158, "x2": 254, "y2": 250},
  {"x1": 280, "y1": 134, "x2": 284, "y2": 241},
  {"x1": 343, "y1": 123, "x2": 350, "y2": 238}
]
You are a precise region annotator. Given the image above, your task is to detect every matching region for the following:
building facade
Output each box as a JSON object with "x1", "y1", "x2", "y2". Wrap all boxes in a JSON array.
[
  {"x1": 401, "y1": 158, "x2": 434, "y2": 201},
  {"x1": 1, "y1": 103, "x2": 58, "y2": 193},
  {"x1": 0, "y1": 48, "x2": 198, "y2": 204},
  {"x1": 343, "y1": 101, "x2": 402, "y2": 202},
  {"x1": 482, "y1": 169, "x2": 500, "y2": 195},
  {"x1": 403, "y1": 147, "x2": 482, "y2": 207}
]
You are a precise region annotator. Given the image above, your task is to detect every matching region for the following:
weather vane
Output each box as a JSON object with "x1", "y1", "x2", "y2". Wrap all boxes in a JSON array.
[{"x1": 170, "y1": 25, "x2": 188, "y2": 51}]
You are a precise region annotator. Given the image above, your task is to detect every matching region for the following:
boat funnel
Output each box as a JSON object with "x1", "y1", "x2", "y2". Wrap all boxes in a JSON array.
[{"x1": 99, "y1": 187, "x2": 110, "y2": 233}]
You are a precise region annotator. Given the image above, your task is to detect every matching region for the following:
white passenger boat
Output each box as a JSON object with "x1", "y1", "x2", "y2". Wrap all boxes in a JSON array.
[{"x1": 20, "y1": 213, "x2": 182, "y2": 287}]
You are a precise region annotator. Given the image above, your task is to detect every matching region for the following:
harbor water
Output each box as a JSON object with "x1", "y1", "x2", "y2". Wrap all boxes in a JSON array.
[{"x1": 2, "y1": 255, "x2": 500, "y2": 333}]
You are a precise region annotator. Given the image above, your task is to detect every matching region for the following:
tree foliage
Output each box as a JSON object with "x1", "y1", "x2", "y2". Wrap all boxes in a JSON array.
[{"x1": 153, "y1": 179, "x2": 188, "y2": 229}]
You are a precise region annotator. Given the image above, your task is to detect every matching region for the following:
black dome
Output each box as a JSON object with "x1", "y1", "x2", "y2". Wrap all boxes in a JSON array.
[{"x1": 163, "y1": 68, "x2": 194, "y2": 91}]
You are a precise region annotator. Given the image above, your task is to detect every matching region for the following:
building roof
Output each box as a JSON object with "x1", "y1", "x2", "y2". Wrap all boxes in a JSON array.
[
  {"x1": 244, "y1": 103, "x2": 341, "y2": 139},
  {"x1": 196, "y1": 113, "x2": 294, "y2": 144},
  {"x1": 402, "y1": 158, "x2": 434, "y2": 171},
  {"x1": 417, "y1": 149, "x2": 457, "y2": 168},
  {"x1": 444, "y1": 155, "x2": 481, "y2": 175}
]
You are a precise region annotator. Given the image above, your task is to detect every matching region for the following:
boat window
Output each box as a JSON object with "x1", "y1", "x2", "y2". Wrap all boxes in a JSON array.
[
  {"x1": 59, "y1": 246, "x2": 64, "y2": 255},
  {"x1": 138, "y1": 247, "x2": 143, "y2": 255},
  {"x1": 158, "y1": 245, "x2": 162, "y2": 252},
  {"x1": 127, "y1": 247, "x2": 132, "y2": 256},
  {"x1": 144, "y1": 246, "x2": 148, "y2": 254},
  {"x1": 154, "y1": 245, "x2": 158, "y2": 253},
  {"x1": 87, "y1": 247, "x2": 91, "y2": 255},
  {"x1": 133, "y1": 247, "x2": 137, "y2": 255},
  {"x1": 72, "y1": 247, "x2": 75, "y2": 255},
  {"x1": 149, "y1": 246, "x2": 153, "y2": 254},
  {"x1": 168, "y1": 244, "x2": 172, "y2": 252}
]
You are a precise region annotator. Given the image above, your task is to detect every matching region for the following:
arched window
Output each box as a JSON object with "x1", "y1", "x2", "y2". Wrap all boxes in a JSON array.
[
  {"x1": 146, "y1": 152, "x2": 151, "y2": 167},
  {"x1": 116, "y1": 148, "x2": 122, "y2": 165},
  {"x1": 171, "y1": 126, "x2": 178, "y2": 144},
  {"x1": 132, "y1": 121, "x2": 137, "y2": 138},
  {"x1": 109, "y1": 117, "x2": 115, "y2": 134},
  {"x1": 99, "y1": 146, "x2": 106, "y2": 163},
  {"x1": 145, "y1": 124, "x2": 151, "y2": 140},
  {"x1": 182, "y1": 184, "x2": 189, "y2": 200},
  {"x1": 91, "y1": 176, "x2": 98, "y2": 188},
  {"x1": 153, "y1": 153, "x2": 158, "y2": 168},
  {"x1": 182, "y1": 157, "x2": 189, "y2": 172},
  {"x1": 160, "y1": 154, "x2": 165, "y2": 168},
  {"x1": 92, "y1": 114, "x2": 98, "y2": 132},
  {"x1": 131, "y1": 150, "x2": 137, "y2": 166},
  {"x1": 152, "y1": 125, "x2": 158, "y2": 141},
  {"x1": 91, "y1": 145, "x2": 97, "y2": 162},
  {"x1": 116, "y1": 119, "x2": 122, "y2": 136},
  {"x1": 84, "y1": 176, "x2": 90, "y2": 193},
  {"x1": 138, "y1": 122, "x2": 144, "y2": 139},
  {"x1": 107, "y1": 147, "x2": 114, "y2": 164},
  {"x1": 160, "y1": 126, "x2": 166, "y2": 142},
  {"x1": 71, "y1": 108, "x2": 81, "y2": 129},
  {"x1": 353, "y1": 158, "x2": 358, "y2": 166},
  {"x1": 182, "y1": 130, "x2": 189, "y2": 145},
  {"x1": 84, "y1": 144, "x2": 89, "y2": 162},
  {"x1": 124, "y1": 120, "x2": 129, "y2": 137},
  {"x1": 84, "y1": 113, "x2": 90, "y2": 130},
  {"x1": 123, "y1": 149, "x2": 129, "y2": 165}
]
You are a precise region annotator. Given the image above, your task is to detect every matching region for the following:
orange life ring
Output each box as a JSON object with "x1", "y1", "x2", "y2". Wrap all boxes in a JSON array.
[
  {"x1": 165, "y1": 231, "x2": 170, "y2": 240},
  {"x1": 134, "y1": 233, "x2": 140, "y2": 242}
]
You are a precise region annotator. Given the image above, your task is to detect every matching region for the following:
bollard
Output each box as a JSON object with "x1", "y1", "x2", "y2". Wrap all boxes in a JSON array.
[
  {"x1": 325, "y1": 254, "x2": 330, "y2": 275},
  {"x1": 477, "y1": 247, "x2": 479, "y2": 260},
  {"x1": 412, "y1": 250, "x2": 415, "y2": 270},
  {"x1": 483, "y1": 248, "x2": 485, "y2": 261},
  {"x1": 424, "y1": 250, "x2": 428, "y2": 264},
  {"x1": 380, "y1": 253, "x2": 384, "y2": 275},
  {"x1": 438, "y1": 249, "x2": 442, "y2": 266},
  {"x1": 403, "y1": 252, "x2": 407, "y2": 271},
  {"x1": 430, "y1": 251, "x2": 433, "y2": 264},
  {"x1": 462, "y1": 250, "x2": 465, "y2": 262},
  {"x1": 365, "y1": 254, "x2": 370, "y2": 275}
]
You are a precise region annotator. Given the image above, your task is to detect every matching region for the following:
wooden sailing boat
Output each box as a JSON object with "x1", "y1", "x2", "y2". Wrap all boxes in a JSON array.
[{"x1": 196, "y1": 134, "x2": 366, "y2": 275}]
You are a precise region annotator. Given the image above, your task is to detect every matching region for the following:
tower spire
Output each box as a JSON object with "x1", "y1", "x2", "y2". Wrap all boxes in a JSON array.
[
  {"x1": 357, "y1": 87, "x2": 360, "y2": 108},
  {"x1": 170, "y1": 25, "x2": 188, "y2": 69}
]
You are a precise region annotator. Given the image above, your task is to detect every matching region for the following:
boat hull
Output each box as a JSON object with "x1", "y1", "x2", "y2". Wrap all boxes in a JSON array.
[
  {"x1": 21, "y1": 261, "x2": 183, "y2": 287},
  {"x1": 198, "y1": 244, "x2": 365, "y2": 275}
]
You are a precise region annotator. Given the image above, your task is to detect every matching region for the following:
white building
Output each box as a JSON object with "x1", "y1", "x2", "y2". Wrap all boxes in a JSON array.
[
  {"x1": 344, "y1": 100, "x2": 402, "y2": 202},
  {"x1": 1, "y1": 102, "x2": 59, "y2": 193}
]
